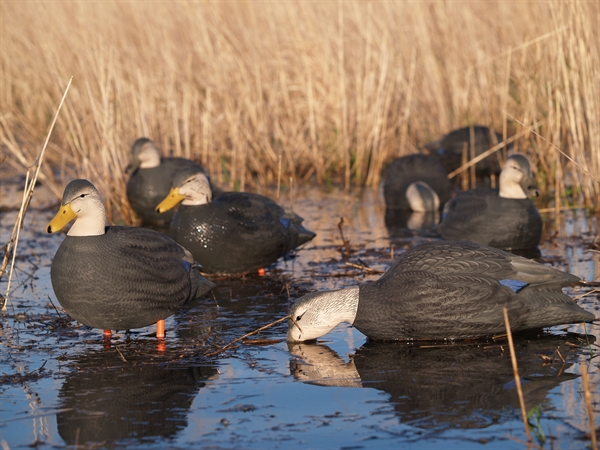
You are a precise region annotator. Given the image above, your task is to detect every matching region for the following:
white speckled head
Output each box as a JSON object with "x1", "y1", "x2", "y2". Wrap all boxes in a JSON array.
[
  {"x1": 406, "y1": 181, "x2": 440, "y2": 212},
  {"x1": 287, "y1": 286, "x2": 360, "y2": 342},
  {"x1": 499, "y1": 154, "x2": 537, "y2": 199},
  {"x1": 126, "y1": 138, "x2": 161, "y2": 173},
  {"x1": 174, "y1": 171, "x2": 213, "y2": 206}
]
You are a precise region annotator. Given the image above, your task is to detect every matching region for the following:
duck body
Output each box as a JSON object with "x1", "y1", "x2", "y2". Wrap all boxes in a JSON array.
[
  {"x1": 51, "y1": 226, "x2": 214, "y2": 330},
  {"x1": 383, "y1": 154, "x2": 453, "y2": 211},
  {"x1": 170, "y1": 192, "x2": 315, "y2": 275},
  {"x1": 127, "y1": 157, "x2": 204, "y2": 223},
  {"x1": 436, "y1": 188, "x2": 542, "y2": 250},
  {"x1": 287, "y1": 241, "x2": 595, "y2": 342}
]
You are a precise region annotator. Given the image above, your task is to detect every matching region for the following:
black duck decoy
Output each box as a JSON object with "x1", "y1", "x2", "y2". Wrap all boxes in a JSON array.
[
  {"x1": 287, "y1": 240, "x2": 595, "y2": 342},
  {"x1": 47, "y1": 179, "x2": 215, "y2": 339},
  {"x1": 156, "y1": 169, "x2": 316, "y2": 275},
  {"x1": 435, "y1": 154, "x2": 542, "y2": 250},
  {"x1": 125, "y1": 138, "x2": 205, "y2": 223},
  {"x1": 382, "y1": 153, "x2": 454, "y2": 212},
  {"x1": 424, "y1": 125, "x2": 509, "y2": 180}
]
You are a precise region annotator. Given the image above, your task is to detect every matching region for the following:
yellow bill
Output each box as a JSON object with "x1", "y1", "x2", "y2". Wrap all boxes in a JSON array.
[
  {"x1": 156, "y1": 188, "x2": 185, "y2": 213},
  {"x1": 47, "y1": 203, "x2": 77, "y2": 233}
]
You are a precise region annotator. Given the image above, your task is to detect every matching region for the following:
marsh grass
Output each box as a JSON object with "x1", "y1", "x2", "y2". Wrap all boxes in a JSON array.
[{"x1": 1, "y1": 1, "x2": 599, "y2": 221}]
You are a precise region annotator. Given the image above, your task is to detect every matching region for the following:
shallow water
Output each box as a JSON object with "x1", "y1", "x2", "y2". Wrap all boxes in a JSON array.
[{"x1": 1, "y1": 182, "x2": 599, "y2": 449}]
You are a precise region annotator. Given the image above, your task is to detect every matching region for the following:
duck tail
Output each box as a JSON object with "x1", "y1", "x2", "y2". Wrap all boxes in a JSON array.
[{"x1": 190, "y1": 263, "x2": 216, "y2": 300}]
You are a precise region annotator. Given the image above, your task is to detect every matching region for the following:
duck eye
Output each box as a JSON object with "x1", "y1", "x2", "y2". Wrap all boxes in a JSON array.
[
  {"x1": 80, "y1": 194, "x2": 86, "y2": 198},
  {"x1": 296, "y1": 315, "x2": 302, "y2": 321}
]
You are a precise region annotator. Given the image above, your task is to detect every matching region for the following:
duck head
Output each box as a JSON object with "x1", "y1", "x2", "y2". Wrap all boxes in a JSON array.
[
  {"x1": 499, "y1": 154, "x2": 539, "y2": 199},
  {"x1": 287, "y1": 287, "x2": 360, "y2": 342},
  {"x1": 125, "y1": 138, "x2": 161, "y2": 174},
  {"x1": 47, "y1": 179, "x2": 106, "y2": 237},
  {"x1": 156, "y1": 169, "x2": 212, "y2": 213},
  {"x1": 406, "y1": 181, "x2": 440, "y2": 212}
]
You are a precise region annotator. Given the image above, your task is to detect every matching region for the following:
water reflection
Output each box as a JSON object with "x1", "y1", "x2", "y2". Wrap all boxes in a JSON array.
[
  {"x1": 384, "y1": 207, "x2": 440, "y2": 238},
  {"x1": 289, "y1": 335, "x2": 590, "y2": 430},
  {"x1": 56, "y1": 349, "x2": 219, "y2": 446}
]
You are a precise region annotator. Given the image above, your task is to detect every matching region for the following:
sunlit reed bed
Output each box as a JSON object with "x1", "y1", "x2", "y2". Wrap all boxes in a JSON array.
[{"x1": 1, "y1": 1, "x2": 599, "y2": 222}]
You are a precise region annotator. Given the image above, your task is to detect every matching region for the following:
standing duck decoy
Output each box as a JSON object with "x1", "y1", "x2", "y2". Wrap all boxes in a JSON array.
[
  {"x1": 47, "y1": 179, "x2": 215, "y2": 339},
  {"x1": 435, "y1": 154, "x2": 542, "y2": 250},
  {"x1": 424, "y1": 125, "x2": 509, "y2": 180},
  {"x1": 156, "y1": 169, "x2": 316, "y2": 275},
  {"x1": 287, "y1": 240, "x2": 595, "y2": 342},
  {"x1": 125, "y1": 138, "x2": 206, "y2": 223}
]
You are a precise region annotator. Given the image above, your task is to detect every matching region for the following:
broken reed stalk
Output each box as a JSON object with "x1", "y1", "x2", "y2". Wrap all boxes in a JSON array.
[
  {"x1": 205, "y1": 315, "x2": 290, "y2": 357},
  {"x1": 503, "y1": 307, "x2": 533, "y2": 444},
  {"x1": 507, "y1": 112, "x2": 600, "y2": 184},
  {"x1": 580, "y1": 363, "x2": 598, "y2": 450},
  {"x1": 1, "y1": 77, "x2": 73, "y2": 311},
  {"x1": 337, "y1": 217, "x2": 351, "y2": 257}
]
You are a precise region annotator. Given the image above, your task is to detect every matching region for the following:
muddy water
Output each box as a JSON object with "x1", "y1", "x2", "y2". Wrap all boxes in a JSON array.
[{"x1": 1, "y1": 181, "x2": 598, "y2": 449}]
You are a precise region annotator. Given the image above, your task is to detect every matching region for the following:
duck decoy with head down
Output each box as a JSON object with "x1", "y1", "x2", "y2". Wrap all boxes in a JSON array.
[
  {"x1": 47, "y1": 179, "x2": 216, "y2": 339},
  {"x1": 125, "y1": 138, "x2": 206, "y2": 224},
  {"x1": 156, "y1": 169, "x2": 316, "y2": 275},
  {"x1": 287, "y1": 240, "x2": 595, "y2": 342},
  {"x1": 382, "y1": 154, "x2": 454, "y2": 232},
  {"x1": 424, "y1": 125, "x2": 509, "y2": 182},
  {"x1": 383, "y1": 154, "x2": 454, "y2": 212},
  {"x1": 435, "y1": 154, "x2": 542, "y2": 251}
]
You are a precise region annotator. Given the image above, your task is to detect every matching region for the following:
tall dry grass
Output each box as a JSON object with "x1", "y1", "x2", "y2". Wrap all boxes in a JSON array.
[{"x1": 1, "y1": 1, "x2": 599, "y2": 219}]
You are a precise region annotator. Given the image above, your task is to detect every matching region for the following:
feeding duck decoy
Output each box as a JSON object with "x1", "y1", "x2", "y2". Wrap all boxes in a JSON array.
[
  {"x1": 125, "y1": 138, "x2": 206, "y2": 224},
  {"x1": 47, "y1": 179, "x2": 215, "y2": 339},
  {"x1": 287, "y1": 240, "x2": 595, "y2": 342},
  {"x1": 382, "y1": 154, "x2": 454, "y2": 232},
  {"x1": 383, "y1": 154, "x2": 453, "y2": 212},
  {"x1": 435, "y1": 154, "x2": 542, "y2": 250},
  {"x1": 424, "y1": 125, "x2": 509, "y2": 181},
  {"x1": 156, "y1": 168, "x2": 316, "y2": 275}
]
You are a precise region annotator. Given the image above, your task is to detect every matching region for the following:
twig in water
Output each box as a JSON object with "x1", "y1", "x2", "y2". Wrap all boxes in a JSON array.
[
  {"x1": 337, "y1": 217, "x2": 351, "y2": 257},
  {"x1": 205, "y1": 315, "x2": 290, "y2": 357},
  {"x1": 114, "y1": 345, "x2": 128, "y2": 363},
  {"x1": 555, "y1": 348, "x2": 565, "y2": 363},
  {"x1": 345, "y1": 262, "x2": 384, "y2": 274},
  {"x1": 503, "y1": 307, "x2": 533, "y2": 444},
  {"x1": 580, "y1": 363, "x2": 598, "y2": 450}
]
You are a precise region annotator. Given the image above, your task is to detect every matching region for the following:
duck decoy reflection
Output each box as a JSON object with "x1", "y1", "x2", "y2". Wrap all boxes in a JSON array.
[
  {"x1": 289, "y1": 336, "x2": 587, "y2": 430},
  {"x1": 56, "y1": 349, "x2": 219, "y2": 446}
]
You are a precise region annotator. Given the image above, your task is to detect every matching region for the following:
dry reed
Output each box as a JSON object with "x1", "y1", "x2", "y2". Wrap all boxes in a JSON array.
[
  {"x1": 1, "y1": 1, "x2": 599, "y2": 222},
  {"x1": 580, "y1": 363, "x2": 599, "y2": 450},
  {"x1": 1, "y1": 77, "x2": 72, "y2": 308},
  {"x1": 503, "y1": 307, "x2": 533, "y2": 444}
]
